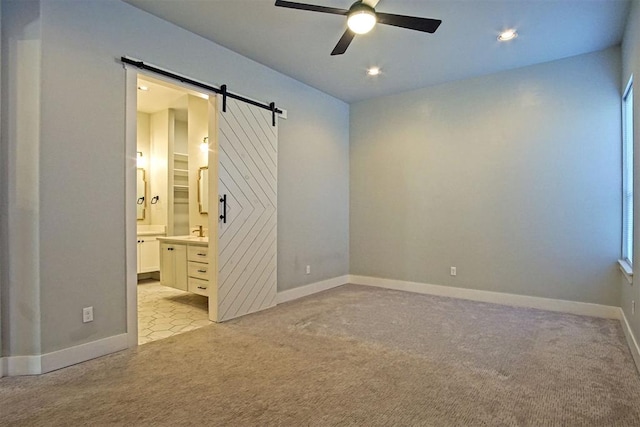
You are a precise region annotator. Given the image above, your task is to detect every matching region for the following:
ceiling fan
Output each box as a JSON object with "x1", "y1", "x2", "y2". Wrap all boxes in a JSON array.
[{"x1": 274, "y1": 0, "x2": 442, "y2": 56}]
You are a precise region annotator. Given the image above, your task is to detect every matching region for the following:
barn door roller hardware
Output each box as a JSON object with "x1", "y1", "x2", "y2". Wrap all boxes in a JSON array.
[{"x1": 122, "y1": 56, "x2": 282, "y2": 126}]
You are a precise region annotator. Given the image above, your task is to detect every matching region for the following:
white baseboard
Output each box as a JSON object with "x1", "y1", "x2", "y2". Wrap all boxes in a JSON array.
[
  {"x1": 349, "y1": 275, "x2": 621, "y2": 319},
  {"x1": 277, "y1": 275, "x2": 349, "y2": 304},
  {"x1": 4, "y1": 355, "x2": 42, "y2": 376},
  {"x1": 620, "y1": 308, "x2": 640, "y2": 373},
  {"x1": 41, "y1": 333, "x2": 128, "y2": 374},
  {"x1": 4, "y1": 333, "x2": 128, "y2": 376},
  {"x1": 2, "y1": 276, "x2": 627, "y2": 375}
]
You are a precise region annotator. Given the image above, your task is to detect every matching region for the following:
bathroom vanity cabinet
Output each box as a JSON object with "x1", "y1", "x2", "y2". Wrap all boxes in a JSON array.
[
  {"x1": 136, "y1": 227, "x2": 166, "y2": 274},
  {"x1": 187, "y1": 245, "x2": 210, "y2": 296},
  {"x1": 137, "y1": 236, "x2": 161, "y2": 273},
  {"x1": 158, "y1": 236, "x2": 209, "y2": 296},
  {"x1": 160, "y1": 243, "x2": 187, "y2": 291}
]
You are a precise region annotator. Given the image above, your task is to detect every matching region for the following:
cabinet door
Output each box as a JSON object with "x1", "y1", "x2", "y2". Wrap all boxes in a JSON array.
[
  {"x1": 139, "y1": 237, "x2": 160, "y2": 273},
  {"x1": 174, "y1": 244, "x2": 188, "y2": 291},
  {"x1": 160, "y1": 243, "x2": 176, "y2": 287}
]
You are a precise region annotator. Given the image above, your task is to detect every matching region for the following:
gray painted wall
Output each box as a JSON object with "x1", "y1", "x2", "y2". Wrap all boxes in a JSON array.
[
  {"x1": 2, "y1": 0, "x2": 349, "y2": 355},
  {"x1": 1, "y1": 0, "x2": 43, "y2": 357},
  {"x1": 620, "y1": 0, "x2": 640, "y2": 340},
  {"x1": 351, "y1": 47, "x2": 622, "y2": 306},
  {"x1": 0, "y1": 0, "x2": 3, "y2": 361}
]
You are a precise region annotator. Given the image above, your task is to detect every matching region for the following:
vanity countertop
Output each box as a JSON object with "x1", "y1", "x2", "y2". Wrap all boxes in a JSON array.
[
  {"x1": 137, "y1": 230, "x2": 166, "y2": 237},
  {"x1": 157, "y1": 235, "x2": 208, "y2": 246}
]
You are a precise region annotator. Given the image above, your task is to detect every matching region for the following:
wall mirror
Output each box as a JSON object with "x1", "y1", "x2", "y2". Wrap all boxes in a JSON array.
[
  {"x1": 198, "y1": 166, "x2": 209, "y2": 214},
  {"x1": 137, "y1": 168, "x2": 146, "y2": 220}
]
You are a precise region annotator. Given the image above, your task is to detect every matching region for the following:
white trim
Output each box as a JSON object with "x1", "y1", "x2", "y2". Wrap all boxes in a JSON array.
[
  {"x1": 125, "y1": 65, "x2": 139, "y2": 348},
  {"x1": 619, "y1": 259, "x2": 634, "y2": 284},
  {"x1": 276, "y1": 275, "x2": 349, "y2": 304},
  {"x1": 349, "y1": 275, "x2": 621, "y2": 319},
  {"x1": 3, "y1": 334, "x2": 129, "y2": 376},
  {"x1": 41, "y1": 333, "x2": 128, "y2": 374},
  {"x1": 620, "y1": 308, "x2": 640, "y2": 373},
  {"x1": 4, "y1": 355, "x2": 41, "y2": 376}
]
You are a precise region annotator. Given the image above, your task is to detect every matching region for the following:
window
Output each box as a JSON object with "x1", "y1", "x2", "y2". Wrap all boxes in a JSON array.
[{"x1": 622, "y1": 77, "x2": 634, "y2": 266}]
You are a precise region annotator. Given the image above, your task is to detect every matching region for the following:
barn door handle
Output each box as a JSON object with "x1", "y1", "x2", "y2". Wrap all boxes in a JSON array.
[{"x1": 219, "y1": 194, "x2": 227, "y2": 223}]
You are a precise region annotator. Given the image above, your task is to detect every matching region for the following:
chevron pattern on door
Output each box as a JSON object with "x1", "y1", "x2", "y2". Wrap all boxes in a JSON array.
[{"x1": 216, "y1": 97, "x2": 277, "y2": 322}]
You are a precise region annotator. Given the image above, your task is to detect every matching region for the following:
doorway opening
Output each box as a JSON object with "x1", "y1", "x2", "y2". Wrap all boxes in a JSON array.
[
  {"x1": 125, "y1": 62, "x2": 279, "y2": 349},
  {"x1": 134, "y1": 75, "x2": 214, "y2": 345}
]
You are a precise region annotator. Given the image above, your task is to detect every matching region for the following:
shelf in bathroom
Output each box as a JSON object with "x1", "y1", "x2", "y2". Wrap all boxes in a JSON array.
[
  {"x1": 173, "y1": 185, "x2": 189, "y2": 191},
  {"x1": 174, "y1": 168, "x2": 189, "y2": 176},
  {"x1": 174, "y1": 152, "x2": 188, "y2": 161}
]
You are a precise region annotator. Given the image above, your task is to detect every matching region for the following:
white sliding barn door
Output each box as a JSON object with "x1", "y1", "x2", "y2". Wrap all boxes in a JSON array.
[{"x1": 215, "y1": 97, "x2": 277, "y2": 322}]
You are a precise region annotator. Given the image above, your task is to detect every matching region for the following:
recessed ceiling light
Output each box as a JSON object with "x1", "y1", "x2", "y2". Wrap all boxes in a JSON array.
[
  {"x1": 367, "y1": 67, "x2": 381, "y2": 76},
  {"x1": 498, "y1": 29, "x2": 518, "y2": 42},
  {"x1": 138, "y1": 85, "x2": 149, "y2": 91}
]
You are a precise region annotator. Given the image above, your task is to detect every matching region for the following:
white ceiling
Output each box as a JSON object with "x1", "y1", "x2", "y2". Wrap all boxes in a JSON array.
[
  {"x1": 137, "y1": 75, "x2": 211, "y2": 121},
  {"x1": 124, "y1": 0, "x2": 631, "y2": 103},
  {"x1": 137, "y1": 77, "x2": 188, "y2": 115}
]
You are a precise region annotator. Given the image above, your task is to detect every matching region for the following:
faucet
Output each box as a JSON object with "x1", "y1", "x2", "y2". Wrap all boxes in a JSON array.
[{"x1": 192, "y1": 225, "x2": 204, "y2": 238}]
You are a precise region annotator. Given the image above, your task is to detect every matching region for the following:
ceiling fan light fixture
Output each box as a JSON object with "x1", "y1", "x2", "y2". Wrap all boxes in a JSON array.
[
  {"x1": 274, "y1": 0, "x2": 442, "y2": 56},
  {"x1": 498, "y1": 29, "x2": 518, "y2": 42},
  {"x1": 347, "y1": 3, "x2": 376, "y2": 34}
]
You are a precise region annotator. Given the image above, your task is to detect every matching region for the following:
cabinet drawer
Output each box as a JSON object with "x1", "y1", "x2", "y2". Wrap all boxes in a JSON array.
[
  {"x1": 188, "y1": 277, "x2": 209, "y2": 297},
  {"x1": 188, "y1": 245, "x2": 209, "y2": 262},
  {"x1": 188, "y1": 261, "x2": 209, "y2": 280}
]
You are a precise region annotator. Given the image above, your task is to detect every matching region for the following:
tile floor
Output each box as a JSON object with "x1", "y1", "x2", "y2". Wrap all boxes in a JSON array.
[{"x1": 137, "y1": 279, "x2": 211, "y2": 345}]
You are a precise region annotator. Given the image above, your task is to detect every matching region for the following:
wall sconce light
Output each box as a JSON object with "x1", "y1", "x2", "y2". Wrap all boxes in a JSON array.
[
  {"x1": 137, "y1": 151, "x2": 146, "y2": 168},
  {"x1": 200, "y1": 137, "x2": 209, "y2": 153}
]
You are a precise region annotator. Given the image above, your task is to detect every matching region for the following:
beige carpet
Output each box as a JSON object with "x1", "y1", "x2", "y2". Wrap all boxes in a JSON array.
[{"x1": 1, "y1": 284, "x2": 639, "y2": 426}]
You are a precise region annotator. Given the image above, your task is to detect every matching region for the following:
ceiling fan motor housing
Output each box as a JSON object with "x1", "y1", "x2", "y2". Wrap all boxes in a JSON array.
[{"x1": 349, "y1": 1, "x2": 375, "y2": 14}]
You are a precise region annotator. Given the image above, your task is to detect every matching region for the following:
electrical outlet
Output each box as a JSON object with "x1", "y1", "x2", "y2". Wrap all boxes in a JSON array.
[
  {"x1": 306, "y1": 265, "x2": 311, "y2": 275},
  {"x1": 450, "y1": 267, "x2": 457, "y2": 276},
  {"x1": 83, "y1": 306, "x2": 94, "y2": 323}
]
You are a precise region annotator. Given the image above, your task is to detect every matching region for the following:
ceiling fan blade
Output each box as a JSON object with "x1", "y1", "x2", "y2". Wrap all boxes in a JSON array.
[
  {"x1": 274, "y1": 0, "x2": 348, "y2": 16},
  {"x1": 376, "y1": 12, "x2": 442, "y2": 33},
  {"x1": 331, "y1": 29, "x2": 356, "y2": 56}
]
